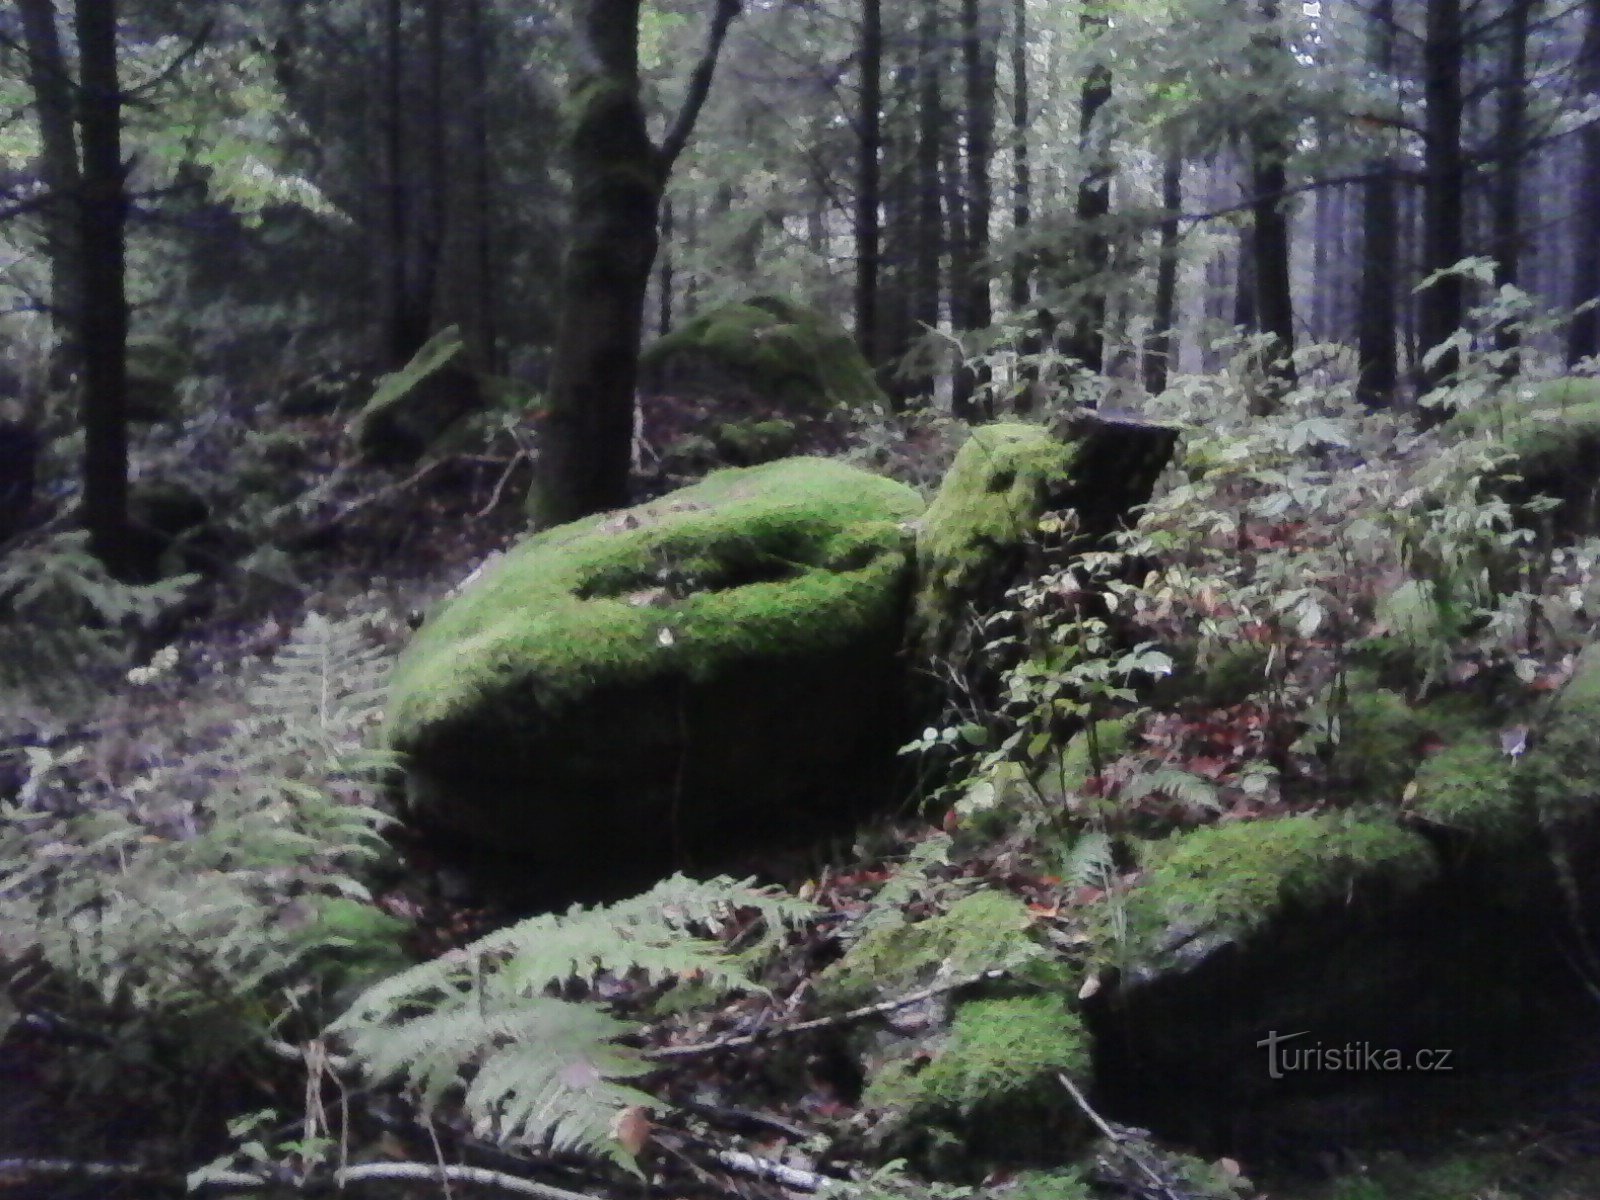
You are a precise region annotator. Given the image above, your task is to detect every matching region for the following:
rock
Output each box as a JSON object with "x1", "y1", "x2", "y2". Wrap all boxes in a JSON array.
[
  {"x1": 126, "y1": 333, "x2": 192, "y2": 422},
  {"x1": 910, "y1": 415, "x2": 1179, "y2": 671},
  {"x1": 351, "y1": 327, "x2": 484, "y2": 465},
  {"x1": 1445, "y1": 376, "x2": 1600, "y2": 538},
  {"x1": 642, "y1": 295, "x2": 887, "y2": 412},
  {"x1": 387, "y1": 456, "x2": 925, "y2": 904}
]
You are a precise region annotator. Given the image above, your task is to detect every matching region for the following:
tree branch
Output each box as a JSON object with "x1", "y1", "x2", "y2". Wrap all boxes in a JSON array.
[{"x1": 658, "y1": 0, "x2": 742, "y2": 171}]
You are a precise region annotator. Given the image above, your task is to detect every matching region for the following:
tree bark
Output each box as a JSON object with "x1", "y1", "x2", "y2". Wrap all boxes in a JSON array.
[
  {"x1": 1357, "y1": 0, "x2": 1400, "y2": 407},
  {"x1": 1570, "y1": 0, "x2": 1600, "y2": 366},
  {"x1": 73, "y1": 0, "x2": 131, "y2": 574},
  {"x1": 951, "y1": 0, "x2": 997, "y2": 420},
  {"x1": 1492, "y1": 0, "x2": 1536, "y2": 368},
  {"x1": 1143, "y1": 142, "x2": 1182, "y2": 396},
  {"x1": 1420, "y1": 0, "x2": 1466, "y2": 393},
  {"x1": 1247, "y1": 0, "x2": 1295, "y2": 386},
  {"x1": 1066, "y1": 4, "x2": 1111, "y2": 373},
  {"x1": 530, "y1": 0, "x2": 739, "y2": 526},
  {"x1": 1009, "y1": 0, "x2": 1029, "y2": 317},
  {"x1": 855, "y1": 0, "x2": 882, "y2": 365},
  {"x1": 912, "y1": 0, "x2": 943, "y2": 384},
  {"x1": 17, "y1": 0, "x2": 82, "y2": 388}
]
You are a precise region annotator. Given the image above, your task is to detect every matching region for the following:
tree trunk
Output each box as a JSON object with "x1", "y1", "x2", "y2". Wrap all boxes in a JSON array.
[
  {"x1": 912, "y1": 0, "x2": 943, "y2": 389},
  {"x1": 1492, "y1": 0, "x2": 1536, "y2": 367},
  {"x1": 1357, "y1": 0, "x2": 1400, "y2": 407},
  {"x1": 1009, "y1": 0, "x2": 1029, "y2": 317},
  {"x1": 17, "y1": 0, "x2": 82, "y2": 388},
  {"x1": 1144, "y1": 142, "x2": 1182, "y2": 395},
  {"x1": 1066, "y1": 5, "x2": 1111, "y2": 373},
  {"x1": 1570, "y1": 0, "x2": 1600, "y2": 366},
  {"x1": 1420, "y1": 0, "x2": 1466, "y2": 393},
  {"x1": 1247, "y1": 0, "x2": 1295, "y2": 385},
  {"x1": 73, "y1": 0, "x2": 131, "y2": 574},
  {"x1": 855, "y1": 0, "x2": 882, "y2": 364},
  {"x1": 951, "y1": 0, "x2": 996, "y2": 420},
  {"x1": 530, "y1": 0, "x2": 737, "y2": 526},
  {"x1": 467, "y1": 0, "x2": 499, "y2": 370}
]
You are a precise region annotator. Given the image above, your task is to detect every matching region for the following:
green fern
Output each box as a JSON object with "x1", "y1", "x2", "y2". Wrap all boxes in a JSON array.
[
  {"x1": 0, "y1": 612, "x2": 400, "y2": 1056},
  {"x1": 332, "y1": 874, "x2": 817, "y2": 1171}
]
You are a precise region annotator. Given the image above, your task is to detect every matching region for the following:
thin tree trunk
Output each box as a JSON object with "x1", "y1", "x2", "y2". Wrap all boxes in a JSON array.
[
  {"x1": 467, "y1": 0, "x2": 498, "y2": 370},
  {"x1": 17, "y1": 0, "x2": 82, "y2": 387},
  {"x1": 1570, "y1": 0, "x2": 1600, "y2": 365},
  {"x1": 1009, "y1": 0, "x2": 1029, "y2": 316},
  {"x1": 855, "y1": 0, "x2": 882, "y2": 364},
  {"x1": 1248, "y1": 0, "x2": 1295, "y2": 386},
  {"x1": 1144, "y1": 142, "x2": 1182, "y2": 395},
  {"x1": 73, "y1": 0, "x2": 131, "y2": 574},
  {"x1": 1067, "y1": 5, "x2": 1111, "y2": 373},
  {"x1": 1420, "y1": 0, "x2": 1466, "y2": 393},
  {"x1": 1492, "y1": 0, "x2": 1536, "y2": 367},
  {"x1": 912, "y1": 0, "x2": 943, "y2": 381},
  {"x1": 951, "y1": 0, "x2": 996, "y2": 420}
]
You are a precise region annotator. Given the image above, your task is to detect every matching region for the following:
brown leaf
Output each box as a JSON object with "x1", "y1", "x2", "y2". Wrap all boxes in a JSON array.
[{"x1": 611, "y1": 1105, "x2": 654, "y2": 1158}]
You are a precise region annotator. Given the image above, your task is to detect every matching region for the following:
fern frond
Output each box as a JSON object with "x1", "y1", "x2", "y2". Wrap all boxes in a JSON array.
[
  {"x1": 1062, "y1": 829, "x2": 1116, "y2": 892},
  {"x1": 333, "y1": 874, "x2": 816, "y2": 1169},
  {"x1": 848, "y1": 833, "x2": 953, "y2": 944}
]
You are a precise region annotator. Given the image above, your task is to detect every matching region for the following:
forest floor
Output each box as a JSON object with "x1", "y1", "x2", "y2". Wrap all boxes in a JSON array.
[{"x1": 9, "y1": 394, "x2": 1600, "y2": 1200}]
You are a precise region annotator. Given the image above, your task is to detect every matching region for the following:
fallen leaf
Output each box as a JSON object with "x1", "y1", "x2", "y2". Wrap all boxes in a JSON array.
[{"x1": 611, "y1": 1106, "x2": 654, "y2": 1158}]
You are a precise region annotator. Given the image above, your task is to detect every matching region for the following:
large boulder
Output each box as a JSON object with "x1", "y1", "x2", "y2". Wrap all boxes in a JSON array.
[
  {"x1": 1446, "y1": 376, "x2": 1600, "y2": 538},
  {"x1": 387, "y1": 456, "x2": 925, "y2": 902},
  {"x1": 351, "y1": 327, "x2": 484, "y2": 465},
  {"x1": 641, "y1": 294, "x2": 887, "y2": 413}
]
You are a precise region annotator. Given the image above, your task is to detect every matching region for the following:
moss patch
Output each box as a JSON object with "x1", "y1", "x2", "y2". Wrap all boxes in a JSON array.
[
  {"x1": 911, "y1": 423, "x2": 1080, "y2": 659},
  {"x1": 387, "y1": 457, "x2": 925, "y2": 900},
  {"x1": 1324, "y1": 684, "x2": 1428, "y2": 801},
  {"x1": 1410, "y1": 736, "x2": 1526, "y2": 841},
  {"x1": 1120, "y1": 812, "x2": 1439, "y2": 960},
  {"x1": 642, "y1": 295, "x2": 886, "y2": 412},
  {"x1": 822, "y1": 889, "x2": 1045, "y2": 1004}
]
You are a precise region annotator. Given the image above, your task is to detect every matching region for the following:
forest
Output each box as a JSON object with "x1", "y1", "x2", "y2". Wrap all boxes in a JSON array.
[{"x1": 5, "y1": 0, "x2": 1600, "y2": 1197}]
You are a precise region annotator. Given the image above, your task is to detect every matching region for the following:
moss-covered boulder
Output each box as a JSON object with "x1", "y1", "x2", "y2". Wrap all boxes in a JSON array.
[
  {"x1": 911, "y1": 415, "x2": 1179, "y2": 669},
  {"x1": 641, "y1": 295, "x2": 887, "y2": 412},
  {"x1": 387, "y1": 457, "x2": 925, "y2": 903},
  {"x1": 1445, "y1": 377, "x2": 1600, "y2": 537},
  {"x1": 351, "y1": 327, "x2": 484, "y2": 465}
]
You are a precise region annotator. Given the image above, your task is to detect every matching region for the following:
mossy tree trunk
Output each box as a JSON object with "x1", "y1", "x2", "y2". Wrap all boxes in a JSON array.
[{"x1": 530, "y1": 0, "x2": 739, "y2": 527}]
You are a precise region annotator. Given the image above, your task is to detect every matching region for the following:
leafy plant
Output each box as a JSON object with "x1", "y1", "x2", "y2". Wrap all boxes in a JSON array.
[{"x1": 331, "y1": 874, "x2": 816, "y2": 1171}]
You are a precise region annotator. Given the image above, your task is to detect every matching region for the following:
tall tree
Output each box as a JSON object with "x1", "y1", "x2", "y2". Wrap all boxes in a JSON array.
[
  {"x1": 1357, "y1": 0, "x2": 1400, "y2": 406},
  {"x1": 855, "y1": 0, "x2": 883, "y2": 365},
  {"x1": 1143, "y1": 140, "x2": 1182, "y2": 395},
  {"x1": 1491, "y1": 0, "x2": 1537, "y2": 367},
  {"x1": 951, "y1": 0, "x2": 997, "y2": 419},
  {"x1": 1008, "y1": 0, "x2": 1030, "y2": 318},
  {"x1": 1065, "y1": 1, "x2": 1111, "y2": 373},
  {"x1": 1570, "y1": 0, "x2": 1600, "y2": 365},
  {"x1": 17, "y1": 0, "x2": 81, "y2": 387},
  {"x1": 1420, "y1": 0, "x2": 1466, "y2": 393},
  {"x1": 73, "y1": 0, "x2": 132, "y2": 572},
  {"x1": 530, "y1": 0, "x2": 739, "y2": 526},
  {"x1": 911, "y1": 0, "x2": 943, "y2": 378},
  {"x1": 1245, "y1": 0, "x2": 1295, "y2": 385}
]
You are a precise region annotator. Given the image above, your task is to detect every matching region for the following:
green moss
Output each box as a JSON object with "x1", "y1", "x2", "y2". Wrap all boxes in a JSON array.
[
  {"x1": 1327, "y1": 685, "x2": 1427, "y2": 801},
  {"x1": 1411, "y1": 737, "x2": 1527, "y2": 840},
  {"x1": 1521, "y1": 643, "x2": 1600, "y2": 819},
  {"x1": 711, "y1": 417, "x2": 799, "y2": 465},
  {"x1": 912, "y1": 423, "x2": 1080, "y2": 657},
  {"x1": 642, "y1": 295, "x2": 886, "y2": 412},
  {"x1": 862, "y1": 993, "x2": 1090, "y2": 1119},
  {"x1": 1121, "y1": 812, "x2": 1439, "y2": 956},
  {"x1": 391, "y1": 457, "x2": 922, "y2": 736},
  {"x1": 822, "y1": 889, "x2": 1043, "y2": 1003},
  {"x1": 1447, "y1": 378, "x2": 1600, "y2": 536},
  {"x1": 387, "y1": 458, "x2": 926, "y2": 887}
]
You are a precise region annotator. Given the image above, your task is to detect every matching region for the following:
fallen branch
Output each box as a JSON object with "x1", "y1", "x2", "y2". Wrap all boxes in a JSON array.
[
  {"x1": 645, "y1": 968, "x2": 1008, "y2": 1060},
  {"x1": 711, "y1": 1149, "x2": 830, "y2": 1193},
  {"x1": 0, "y1": 1156, "x2": 605, "y2": 1199},
  {"x1": 1056, "y1": 1074, "x2": 1181, "y2": 1200}
]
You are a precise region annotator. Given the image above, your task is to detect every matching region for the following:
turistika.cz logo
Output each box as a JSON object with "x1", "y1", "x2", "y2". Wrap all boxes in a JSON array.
[{"x1": 1256, "y1": 1030, "x2": 1456, "y2": 1079}]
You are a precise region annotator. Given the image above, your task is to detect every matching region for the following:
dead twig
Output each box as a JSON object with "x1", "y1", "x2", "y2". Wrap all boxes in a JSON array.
[
  {"x1": 1056, "y1": 1073, "x2": 1183, "y2": 1200},
  {"x1": 646, "y1": 968, "x2": 1007, "y2": 1060}
]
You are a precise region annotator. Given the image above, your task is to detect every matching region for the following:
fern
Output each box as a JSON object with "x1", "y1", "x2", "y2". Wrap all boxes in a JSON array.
[
  {"x1": 0, "y1": 612, "x2": 400, "y2": 1060},
  {"x1": 847, "y1": 833, "x2": 953, "y2": 944},
  {"x1": 332, "y1": 874, "x2": 817, "y2": 1171}
]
